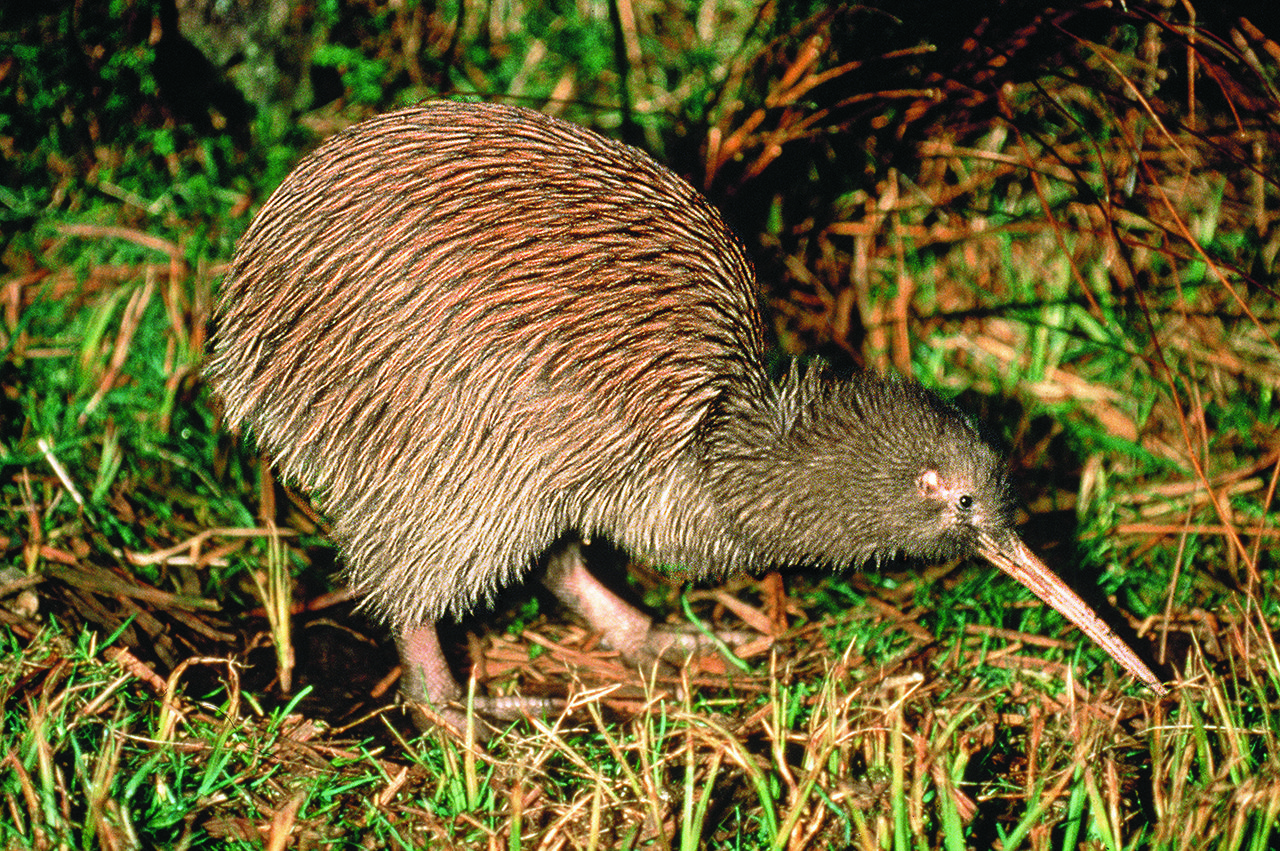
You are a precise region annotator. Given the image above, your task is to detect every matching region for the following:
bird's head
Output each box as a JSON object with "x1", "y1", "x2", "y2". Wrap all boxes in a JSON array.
[
  {"x1": 713, "y1": 368, "x2": 1166, "y2": 695},
  {"x1": 876, "y1": 411, "x2": 1015, "y2": 563},
  {"x1": 767, "y1": 373, "x2": 1017, "y2": 566}
]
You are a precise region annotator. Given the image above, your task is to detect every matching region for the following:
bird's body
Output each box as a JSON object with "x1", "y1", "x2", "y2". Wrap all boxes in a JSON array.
[{"x1": 209, "y1": 101, "x2": 1163, "y2": 715}]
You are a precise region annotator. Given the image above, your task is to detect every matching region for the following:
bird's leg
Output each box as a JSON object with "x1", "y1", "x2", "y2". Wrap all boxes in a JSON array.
[
  {"x1": 396, "y1": 623, "x2": 561, "y2": 735},
  {"x1": 396, "y1": 623, "x2": 473, "y2": 735},
  {"x1": 396, "y1": 541, "x2": 760, "y2": 736},
  {"x1": 541, "y1": 541, "x2": 754, "y2": 672},
  {"x1": 397, "y1": 624, "x2": 463, "y2": 706}
]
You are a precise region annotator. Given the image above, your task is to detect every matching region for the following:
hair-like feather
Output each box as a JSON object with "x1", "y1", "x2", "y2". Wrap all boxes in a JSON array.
[
  {"x1": 208, "y1": 102, "x2": 1012, "y2": 630},
  {"x1": 208, "y1": 102, "x2": 1164, "y2": 707}
]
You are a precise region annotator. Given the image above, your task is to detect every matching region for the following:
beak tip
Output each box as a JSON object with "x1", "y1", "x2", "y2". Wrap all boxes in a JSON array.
[{"x1": 974, "y1": 530, "x2": 1167, "y2": 698}]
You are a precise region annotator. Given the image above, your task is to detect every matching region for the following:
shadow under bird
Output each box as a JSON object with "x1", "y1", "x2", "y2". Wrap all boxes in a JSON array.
[{"x1": 207, "y1": 101, "x2": 1166, "y2": 726}]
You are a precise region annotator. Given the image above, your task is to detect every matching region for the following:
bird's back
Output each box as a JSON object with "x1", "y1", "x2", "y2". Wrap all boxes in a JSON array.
[{"x1": 209, "y1": 101, "x2": 769, "y2": 625}]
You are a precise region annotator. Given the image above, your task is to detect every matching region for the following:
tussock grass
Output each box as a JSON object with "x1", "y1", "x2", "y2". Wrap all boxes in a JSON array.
[
  {"x1": 6, "y1": 608, "x2": 1277, "y2": 847},
  {"x1": 1, "y1": 0, "x2": 1278, "y2": 848}
]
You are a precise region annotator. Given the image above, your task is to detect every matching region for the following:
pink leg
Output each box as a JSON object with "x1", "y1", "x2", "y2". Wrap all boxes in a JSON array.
[
  {"x1": 542, "y1": 542, "x2": 658, "y2": 662},
  {"x1": 397, "y1": 623, "x2": 462, "y2": 707},
  {"x1": 394, "y1": 541, "x2": 757, "y2": 735},
  {"x1": 396, "y1": 622, "x2": 561, "y2": 734},
  {"x1": 541, "y1": 542, "x2": 754, "y2": 670}
]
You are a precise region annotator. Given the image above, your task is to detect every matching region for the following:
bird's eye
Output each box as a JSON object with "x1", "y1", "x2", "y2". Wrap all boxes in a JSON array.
[{"x1": 958, "y1": 494, "x2": 974, "y2": 511}]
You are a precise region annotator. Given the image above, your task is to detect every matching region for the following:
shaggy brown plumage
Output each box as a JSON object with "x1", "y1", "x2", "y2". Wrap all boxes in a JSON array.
[{"x1": 208, "y1": 101, "x2": 1164, "y2": 720}]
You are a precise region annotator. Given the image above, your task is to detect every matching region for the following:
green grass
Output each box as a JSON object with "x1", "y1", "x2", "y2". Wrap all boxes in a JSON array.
[
  {"x1": 2, "y1": 0, "x2": 1279, "y2": 848},
  {"x1": 5, "y1": 613, "x2": 1278, "y2": 848}
]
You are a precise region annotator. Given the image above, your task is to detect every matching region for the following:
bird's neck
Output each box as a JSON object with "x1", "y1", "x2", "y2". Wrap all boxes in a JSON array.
[{"x1": 700, "y1": 368, "x2": 900, "y2": 569}]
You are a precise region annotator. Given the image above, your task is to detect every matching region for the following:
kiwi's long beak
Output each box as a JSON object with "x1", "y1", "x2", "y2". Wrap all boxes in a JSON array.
[{"x1": 977, "y1": 530, "x2": 1167, "y2": 695}]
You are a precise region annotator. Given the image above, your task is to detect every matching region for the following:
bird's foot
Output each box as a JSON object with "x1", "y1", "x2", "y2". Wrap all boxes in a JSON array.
[
  {"x1": 402, "y1": 692, "x2": 565, "y2": 742},
  {"x1": 397, "y1": 623, "x2": 563, "y2": 739},
  {"x1": 608, "y1": 619, "x2": 756, "y2": 666},
  {"x1": 542, "y1": 542, "x2": 760, "y2": 677}
]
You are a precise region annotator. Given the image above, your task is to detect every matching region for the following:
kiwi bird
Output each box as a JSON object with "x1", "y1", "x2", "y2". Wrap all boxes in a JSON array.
[{"x1": 207, "y1": 100, "x2": 1165, "y2": 722}]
